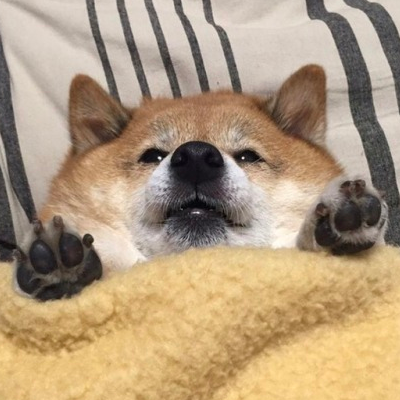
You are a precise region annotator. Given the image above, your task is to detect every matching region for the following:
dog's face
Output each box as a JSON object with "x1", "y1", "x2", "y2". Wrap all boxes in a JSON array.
[{"x1": 45, "y1": 66, "x2": 342, "y2": 259}]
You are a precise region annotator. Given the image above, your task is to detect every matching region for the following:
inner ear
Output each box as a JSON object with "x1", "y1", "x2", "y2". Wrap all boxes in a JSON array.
[
  {"x1": 69, "y1": 75, "x2": 131, "y2": 155},
  {"x1": 266, "y1": 65, "x2": 327, "y2": 146}
]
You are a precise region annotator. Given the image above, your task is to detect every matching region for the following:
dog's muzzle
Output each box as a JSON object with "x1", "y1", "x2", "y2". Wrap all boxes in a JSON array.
[{"x1": 163, "y1": 141, "x2": 230, "y2": 247}]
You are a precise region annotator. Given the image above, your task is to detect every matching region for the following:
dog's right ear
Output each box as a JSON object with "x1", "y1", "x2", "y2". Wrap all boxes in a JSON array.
[
  {"x1": 265, "y1": 65, "x2": 326, "y2": 147},
  {"x1": 69, "y1": 75, "x2": 131, "y2": 155}
]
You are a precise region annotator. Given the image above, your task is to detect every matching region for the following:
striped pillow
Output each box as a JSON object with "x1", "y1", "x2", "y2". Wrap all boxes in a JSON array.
[{"x1": 0, "y1": 0, "x2": 399, "y2": 259}]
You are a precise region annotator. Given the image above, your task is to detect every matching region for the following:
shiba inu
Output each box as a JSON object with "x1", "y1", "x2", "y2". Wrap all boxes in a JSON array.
[{"x1": 14, "y1": 65, "x2": 388, "y2": 301}]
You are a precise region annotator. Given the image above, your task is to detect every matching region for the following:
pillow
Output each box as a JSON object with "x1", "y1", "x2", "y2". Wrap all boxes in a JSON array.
[{"x1": 0, "y1": 0, "x2": 400, "y2": 259}]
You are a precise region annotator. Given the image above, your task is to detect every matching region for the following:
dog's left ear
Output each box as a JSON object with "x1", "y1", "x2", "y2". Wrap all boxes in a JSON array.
[
  {"x1": 69, "y1": 75, "x2": 131, "y2": 155},
  {"x1": 266, "y1": 65, "x2": 326, "y2": 146}
]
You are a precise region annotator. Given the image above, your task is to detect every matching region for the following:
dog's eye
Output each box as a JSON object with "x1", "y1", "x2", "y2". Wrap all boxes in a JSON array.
[
  {"x1": 234, "y1": 150, "x2": 264, "y2": 163},
  {"x1": 139, "y1": 149, "x2": 169, "y2": 163}
]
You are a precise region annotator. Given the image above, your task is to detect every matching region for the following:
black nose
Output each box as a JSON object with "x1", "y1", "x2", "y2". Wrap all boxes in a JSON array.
[{"x1": 170, "y1": 141, "x2": 224, "y2": 184}]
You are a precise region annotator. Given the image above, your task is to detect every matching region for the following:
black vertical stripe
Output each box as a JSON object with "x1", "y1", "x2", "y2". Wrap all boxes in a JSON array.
[
  {"x1": 144, "y1": 0, "x2": 181, "y2": 98},
  {"x1": 174, "y1": 0, "x2": 210, "y2": 92},
  {"x1": 0, "y1": 35, "x2": 36, "y2": 225},
  {"x1": 202, "y1": 0, "x2": 242, "y2": 92},
  {"x1": 344, "y1": 0, "x2": 400, "y2": 112},
  {"x1": 117, "y1": 0, "x2": 151, "y2": 97},
  {"x1": 306, "y1": 0, "x2": 400, "y2": 245},
  {"x1": 0, "y1": 166, "x2": 16, "y2": 261},
  {"x1": 86, "y1": 0, "x2": 120, "y2": 100}
]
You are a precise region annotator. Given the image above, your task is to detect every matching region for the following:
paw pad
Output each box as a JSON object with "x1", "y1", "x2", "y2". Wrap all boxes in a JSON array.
[
  {"x1": 333, "y1": 201, "x2": 362, "y2": 232},
  {"x1": 29, "y1": 239, "x2": 58, "y2": 274},
  {"x1": 59, "y1": 232, "x2": 84, "y2": 268}
]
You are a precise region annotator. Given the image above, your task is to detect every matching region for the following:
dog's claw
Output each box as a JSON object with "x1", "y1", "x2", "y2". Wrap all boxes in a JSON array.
[
  {"x1": 315, "y1": 203, "x2": 329, "y2": 217},
  {"x1": 82, "y1": 233, "x2": 94, "y2": 248},
  {"x1": 53, "y1": 215, "x2": 64, "y2": 229},
  {"x1": 33, "y1": 219, "x2": 44, "y2": 235},
  {"x1": 339, "y1": 179, "x2": 366, "y2": 198},
  {"x1": 12, "y1": 248, "x2": 26, "y2": 262},
  {"x1": 354, "y1": 179, "x2": 366, "y2": 197}
]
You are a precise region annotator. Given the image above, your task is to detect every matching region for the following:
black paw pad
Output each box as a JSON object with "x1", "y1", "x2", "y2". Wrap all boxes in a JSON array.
[
  {"x1": 36, "y1": 282, "x2": 71, "y2": 301},
  {"x1": 332, "y1": 241, "x2": 375, "y2": 256},
  {"x1": 29, "y1": 239, "x2": 57, "y2": 274},
  {"x1": 59, "y1": 232, "x2": 84, "y2": 268},
  {"x1": 360, "y1": 194, "x2": 381, "y2": 226},
  {"x1": 315, "y1": 217, "x2": 339, "y2": 247},
  {"x1": 334, "y1": 201, "x2": 362, "y2": 232},
  {"x1": 78, "y1": 250, "x2": 102, "y2": 286},
  {"x1": 16, "y1": 264, "x2": 42, "y2": 294}
]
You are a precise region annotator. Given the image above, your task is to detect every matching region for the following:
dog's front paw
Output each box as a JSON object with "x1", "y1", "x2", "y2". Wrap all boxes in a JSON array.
[
  {"x1": 14, "y1": 216, "x2": 102, "y2": 301},
  {"x1": 314, "y1": 179, "x2": 388, "y2": 255}
]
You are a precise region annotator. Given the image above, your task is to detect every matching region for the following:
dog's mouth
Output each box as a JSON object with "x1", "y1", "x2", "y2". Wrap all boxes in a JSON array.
[
  {"x1": 164, "y1": 197, "x2": 248, "y2": 228},
  {"x1": 145, "y1": 194, "x2": 250, "y2": 249},
  {"x1": 162, "y1": 196, "x2": 246, "y2": 248},
  {"x1": 166, "y1": 197, "x2": 229, "y2": 221}
]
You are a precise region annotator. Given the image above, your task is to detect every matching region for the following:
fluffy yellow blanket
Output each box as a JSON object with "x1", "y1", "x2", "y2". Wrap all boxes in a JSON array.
[{"x1": 0, "y1": 246, "x2": 399, "y2": 400}]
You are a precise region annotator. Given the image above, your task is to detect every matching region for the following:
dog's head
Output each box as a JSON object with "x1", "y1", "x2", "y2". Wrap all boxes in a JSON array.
[{"x1": 50, "y1": 65, "x2": 342, "y2": 258}]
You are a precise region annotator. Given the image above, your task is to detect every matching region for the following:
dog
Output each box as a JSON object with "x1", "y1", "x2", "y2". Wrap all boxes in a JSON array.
[{"x1": 14, "y1": 65, "x2": 388, "y2": 301}]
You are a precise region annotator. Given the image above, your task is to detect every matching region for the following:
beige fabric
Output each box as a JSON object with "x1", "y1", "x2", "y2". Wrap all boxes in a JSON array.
[{"x1": 0, "y1": 246, "x2": 399, "y2": 399}]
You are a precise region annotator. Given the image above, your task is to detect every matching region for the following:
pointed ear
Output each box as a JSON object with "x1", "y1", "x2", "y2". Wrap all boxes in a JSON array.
[
  {"x1": 266, "y1": 65, "x2": 327, "y2": 146},
  {"x1": 69, "y1": 75, "x2": 131, "y2": 155}
]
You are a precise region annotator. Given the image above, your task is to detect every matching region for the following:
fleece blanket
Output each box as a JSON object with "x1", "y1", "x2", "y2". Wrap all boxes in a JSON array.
[{"x1": 0, "y1": 246, "x2": 399, "y2": 400}]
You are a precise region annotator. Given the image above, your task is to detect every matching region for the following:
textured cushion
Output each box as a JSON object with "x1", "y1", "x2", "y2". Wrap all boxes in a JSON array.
[
  {"x1": 0, "y1": 0, "x2": 400, "y2": 256},
  {"x1": 0, "y1": 246, "x2": 399, "y2": 399}
]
